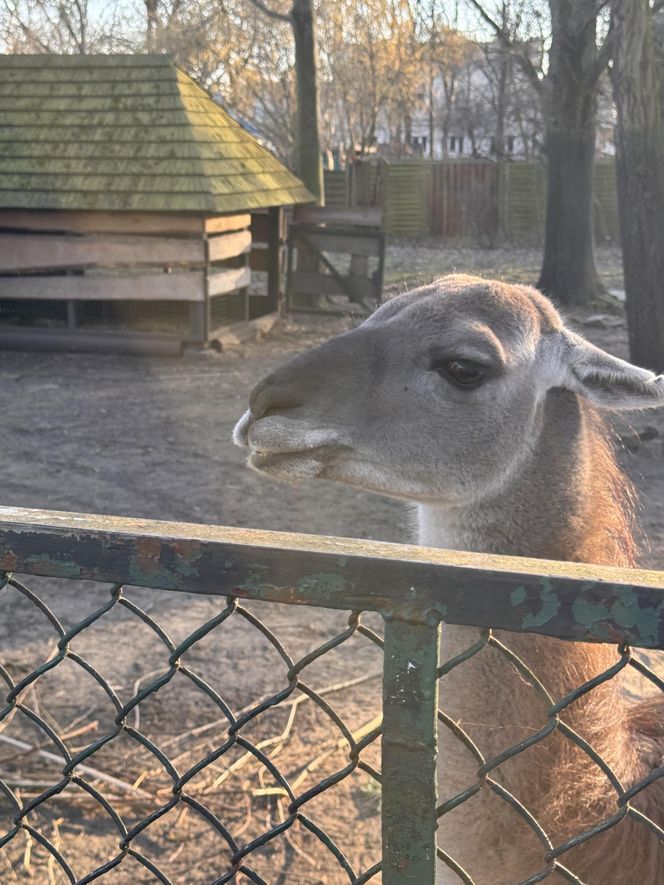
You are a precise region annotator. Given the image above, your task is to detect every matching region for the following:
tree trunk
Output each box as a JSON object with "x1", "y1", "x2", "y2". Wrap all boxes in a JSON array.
[
  {"x1": 493, "y1": 3, "x2": 510, "y2": 162},
  {"x1": 145, "y1": 0, "x2": 158, "y2": 51},
  {"x1": 537, "y1": 0, "x2": 602, "y2": 305},
  {"x1": 611, "y1": 0, "x2": 664, "y2": 371},
  {"x1": 292, "y1": 0, "x2": 324, "y2": 204}
]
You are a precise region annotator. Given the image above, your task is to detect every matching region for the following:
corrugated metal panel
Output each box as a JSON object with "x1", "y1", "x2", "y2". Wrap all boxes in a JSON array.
[{"x1": 0, "y1": 53, "x2": 313, "y2": 213}]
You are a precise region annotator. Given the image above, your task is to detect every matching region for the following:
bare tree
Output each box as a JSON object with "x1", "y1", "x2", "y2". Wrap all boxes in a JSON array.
[
  {"x1": 610, "y1": 0, "x2": 664, "y2": 370},
  {"x1": 466, "y1": 0, "x2": 612, "y2": 305},
  {"x1": 2, "y1": 0, "x2": 122, "y2": 53},
  {"x1": 248, "y1": 0, "x2": 324, "y2": 203}
]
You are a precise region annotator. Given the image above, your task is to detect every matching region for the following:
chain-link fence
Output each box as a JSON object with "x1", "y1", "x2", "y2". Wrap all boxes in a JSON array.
[{"x1": 1, "y1": 507, "x2": 664, "y2": 884}]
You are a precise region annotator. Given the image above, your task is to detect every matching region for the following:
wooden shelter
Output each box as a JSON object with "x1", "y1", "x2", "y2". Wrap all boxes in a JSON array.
[{"x1": 0, "y1": 53, "x2": 311, "y2": 353}]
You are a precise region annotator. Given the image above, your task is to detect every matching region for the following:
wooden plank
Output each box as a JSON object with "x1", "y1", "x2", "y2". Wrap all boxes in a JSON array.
[
  {"x1": 2, "y1": 507, "x2": 664, "y2": 649},
  {"x1": 294, "y1": 206, "x2": 382, "y2": 228},
  {"x1": 207, "y1": 229, "x2": 252, "y2": 262},
  {"x1": 0, "y1": 271, "x2": 205, "y2": 302},
  {"x1": 290, "y1": 271, "x2": 376, "y2": 300},
  {"x1": 0, "y1": 329, "x2": 184, "y2": 355},
  {"x1": 0, "y1": 233, "x2": 205, "y2": 272},
  {"x1": 207, "y1": 265, "x2": 251, "y2": 296},
  {"x1": 293, "y1": 228, "x2": 382, "y2": 257},
  {"x1": 0, "y1": 210, "x2": 205, "y2": 236},
  {"x1": 204, "y1": 214, "x2": 251, "y2": 234}
]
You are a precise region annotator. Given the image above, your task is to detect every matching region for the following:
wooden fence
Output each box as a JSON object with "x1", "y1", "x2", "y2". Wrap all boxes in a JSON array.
[{"x1": 349, "y1": 158, "x2": 620, "y2": 242}]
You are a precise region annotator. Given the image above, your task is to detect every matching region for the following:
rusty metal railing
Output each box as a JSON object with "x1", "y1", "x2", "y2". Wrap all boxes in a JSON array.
[{"x1": 1, "y1": 507, "x2": 664, "y2": 883}]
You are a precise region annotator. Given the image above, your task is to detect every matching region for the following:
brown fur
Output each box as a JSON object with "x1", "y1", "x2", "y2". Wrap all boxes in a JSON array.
[{"x1": 435, "y1": 398, "x2": 664, "y2": 883}]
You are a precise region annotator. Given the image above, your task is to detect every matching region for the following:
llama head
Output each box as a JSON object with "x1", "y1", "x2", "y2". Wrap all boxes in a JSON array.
[{"x1": 234, "y1": 275, "x2": 664, "y2": 505}]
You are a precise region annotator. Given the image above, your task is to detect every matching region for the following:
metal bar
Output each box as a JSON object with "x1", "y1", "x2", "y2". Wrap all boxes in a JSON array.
[
  {"x1": 2, "y1": 508, "x2": 664, "y2": 648},
  {"x1": 382, "y1": 615, "x2": 440, "y2": 884}
]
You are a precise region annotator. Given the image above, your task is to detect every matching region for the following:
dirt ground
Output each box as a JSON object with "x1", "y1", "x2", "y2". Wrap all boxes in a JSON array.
[{"x1": 0, "y1": 242, "x2": 663, "y2": 884}]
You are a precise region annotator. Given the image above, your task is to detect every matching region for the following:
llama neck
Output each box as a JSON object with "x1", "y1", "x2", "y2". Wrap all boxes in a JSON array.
[
  {"x1": 417, "y1": 388, "x2": 635, "y2": 567},
  {"x1": 418, "y1": 390, "x2": 632, "y2": 767}
]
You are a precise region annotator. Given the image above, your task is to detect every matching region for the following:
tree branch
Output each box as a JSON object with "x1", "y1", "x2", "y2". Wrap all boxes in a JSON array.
[
  {"x1": 467, "y1": 0, "x2": 503, "y2": 36},
  {"x1": 592, "y1": 22, "x2": 614, "y2": 82},
  {"x1": 466, "y1": 0, "x2": 543, "y2": 96},
  {"x1": 246, "y1": 0, "x2": 291, "y2": 24}
]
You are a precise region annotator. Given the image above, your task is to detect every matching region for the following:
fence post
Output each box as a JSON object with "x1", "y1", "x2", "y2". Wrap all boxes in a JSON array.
[{"x1": 382, "y1": 614, "x2": 440, "y2": 885}]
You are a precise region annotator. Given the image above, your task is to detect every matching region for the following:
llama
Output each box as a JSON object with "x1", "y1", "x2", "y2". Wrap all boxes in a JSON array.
[{"x1": 233, "y1": 275, "x2": 664, "y2": 883}]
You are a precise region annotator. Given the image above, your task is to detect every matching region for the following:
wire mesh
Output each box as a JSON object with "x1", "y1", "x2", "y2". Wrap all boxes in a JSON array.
[
  {"x1": 76, "y1": 300, "x2": 191, "y2": 333},
  {"x1": 435, "y1": 628, "x2": 664, "y2": 884},
  {"x1": 2, "y1": 513, "x2": 664, "y2": 885},
  {"x1": 0, "y1": 297, "x2": 69, "y2": 328},
  {"x1": 0, "y1": 571, "x2": 384, "y2": 884}
]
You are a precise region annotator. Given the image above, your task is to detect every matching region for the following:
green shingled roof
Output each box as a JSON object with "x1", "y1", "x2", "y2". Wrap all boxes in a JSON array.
[{"x1": 0, "y1": 53, "x2": 313, "y2": 213}]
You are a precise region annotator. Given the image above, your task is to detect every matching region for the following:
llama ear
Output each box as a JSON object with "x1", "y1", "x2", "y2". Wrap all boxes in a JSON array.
[{"x1": 549, "y1": 331, "x2": 664, "y2": 411}]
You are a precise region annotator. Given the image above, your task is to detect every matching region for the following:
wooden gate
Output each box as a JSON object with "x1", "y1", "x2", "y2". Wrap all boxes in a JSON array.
[
  {"x1": 430, "y1": 161, "x2": 498, "y2": 240},
  {"x1": 286, "y1": 207, "x2": 386, "y2": 315}
]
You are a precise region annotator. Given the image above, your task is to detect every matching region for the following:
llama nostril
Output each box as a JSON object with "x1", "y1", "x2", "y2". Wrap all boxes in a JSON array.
[
  {"x1": 261, "y1": 403, "x2": 299, "y2": 420},
  {"x1": 249, "y1": 381, "x2": 303, "y2": 422}
]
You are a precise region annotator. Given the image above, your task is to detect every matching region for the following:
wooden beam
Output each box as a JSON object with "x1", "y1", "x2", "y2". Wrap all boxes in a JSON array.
[
  {"x1": 204, "y1": 214, "x2": 251, "y2": 234},
  {"x1": 0, "y1": 329, "x2": 184, "y2": 355},
  {"x1": 293, "y1": 228, "x2": 382, "y2": 257},
  {"x1": 0, "y1": 210, "x2": 205, "y2": 237},
  {"x1": 207, "y1": 266, "x2": 251, "y2": 296},
  {"x1": 290, "y1": 271, "x2": 376, "y2": 300},
  {"x1": 207, "y1": 229, "x2": 252, "y2": 263},
  {"x1": 0, "y1": 271, "x2": 205, "y2": 301},
  {"x1": 294, "y1": 205, "x2": 383, "y2": 228},
  {"x1": 0, "y1": 233, "x2": 205, "y2": 272}
]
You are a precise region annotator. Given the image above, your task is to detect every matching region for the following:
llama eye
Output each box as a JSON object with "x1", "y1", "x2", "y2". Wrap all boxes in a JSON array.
[{"x1": 434, "y1": 358, "x2": 487, "y2": 388}]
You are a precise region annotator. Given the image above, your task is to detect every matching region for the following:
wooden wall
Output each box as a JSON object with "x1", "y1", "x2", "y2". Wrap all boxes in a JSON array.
[{"x1": 0, "y1": 211, "x2": 252, "y2": 353}]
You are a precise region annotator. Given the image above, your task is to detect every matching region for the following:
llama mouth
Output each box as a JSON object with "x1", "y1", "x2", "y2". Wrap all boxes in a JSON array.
[{"x1": 247, "y1": 443, "x2": 347, "y2": 478}]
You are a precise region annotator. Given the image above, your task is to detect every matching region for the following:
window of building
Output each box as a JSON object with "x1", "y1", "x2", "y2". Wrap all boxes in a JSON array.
[{"x1": 449, "y1": 136, "x2": 464, "y2": 154}]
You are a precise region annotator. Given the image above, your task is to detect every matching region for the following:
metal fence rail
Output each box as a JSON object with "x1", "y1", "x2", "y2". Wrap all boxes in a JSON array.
[{"x1": 1, "y1": 507, "x2": 664, "y2": 884}]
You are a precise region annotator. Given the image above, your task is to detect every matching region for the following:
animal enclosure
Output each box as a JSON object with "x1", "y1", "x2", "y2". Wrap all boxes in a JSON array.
[
  {"x1": 1, "y1": 508, "x2": 664, "y2": 884},
  {"x1": 0, "y1": 54, "x2": 310, "y2": 354}
]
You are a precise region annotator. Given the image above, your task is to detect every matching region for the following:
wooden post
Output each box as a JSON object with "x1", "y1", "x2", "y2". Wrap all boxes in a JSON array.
[
  {"x1": 266, "y1": 206, "x2": 283, "y2": 313},
  {"x1": 66, "y1": 300, "x2": 77, "y2": 331},
  {"x1": 191, "y1": 232, "x2": 211, "y2": 345}
]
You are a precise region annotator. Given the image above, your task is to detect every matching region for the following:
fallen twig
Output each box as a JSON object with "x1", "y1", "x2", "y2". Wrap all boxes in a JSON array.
[{"x1": 0, "y1": 733, "x2": 152, "y2": 799}]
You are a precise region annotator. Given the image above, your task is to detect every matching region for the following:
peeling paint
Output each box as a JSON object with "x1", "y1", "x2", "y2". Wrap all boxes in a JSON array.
[
  {"x1": 572, "y1": 585, "x2": 664, "y2": 645},
  {"x1": 522, "y1": 581, "x2": 560, "y2": 628},
  {"x1": 25, "y1": 552, "x2": 80, "y2": 579},
  {"x1": 297, "y1": 572, "x2": 347, "y2": 596},
  {"x1": 511, "y1": 586, "x2": 527, "y2": 606}
]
